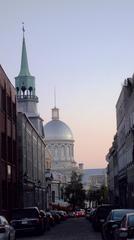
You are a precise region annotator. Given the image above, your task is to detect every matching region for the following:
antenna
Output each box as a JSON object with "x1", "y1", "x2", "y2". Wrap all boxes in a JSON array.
[
  {"x1": 54, "y1": 87, "x2": 56, "y2": 108},
  {"x1": 22, "y1": 22, "x2": 25, "y2": 37}
]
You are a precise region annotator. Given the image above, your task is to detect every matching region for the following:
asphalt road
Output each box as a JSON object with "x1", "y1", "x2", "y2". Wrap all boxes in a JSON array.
[{"x1": 18, "y1": 217, "x2": 102, "y2": 240}]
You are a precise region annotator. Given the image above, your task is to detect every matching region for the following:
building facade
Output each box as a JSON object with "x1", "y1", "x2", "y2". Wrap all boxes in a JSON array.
[
  {"x1": 44, "y1": 148, "x2": 52, "y2": 209},
  {"x1": 106, "y1": 135, "x2": 119, "y2": 204},
  {"x1": 15, "y1": 30, "x2": 48, "y2": 209},
  {"x1": 107, "y1": 76, "x2": 134, "y2": 208},
  {"x1": 17, "y1": 112, "x2": 46, "y2": 209},
  {"x1": 82, "y1": 168, "x2": 107, "y2": 191},
  {"x1": 0, "y1": 65, "x2": 17, "y2": 219},
  {"x1": 44, "y1": 106, "x2": 80, "y2": 208}
]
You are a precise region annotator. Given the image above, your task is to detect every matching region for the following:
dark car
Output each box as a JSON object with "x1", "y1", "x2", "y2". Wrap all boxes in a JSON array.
[
  {"x1": 102, "y1": 209, "x2": 134, "y2": 240},
  {"x1": 67, "y1": 211, "x2": 75, "y2": 218},
  {"x1": 40, "y1": 210, "x2": 50, "y2": 231},
  {"x1": 86, "y1": 208, "x2": 96, "y2": 221},
  {"x1": 10, "y1": 207, "x2": 44, "y2": 235},
  {"x1": 56, "y1": 211, "x2": 68, "y2": 221},
  {"x1": 50, "y1": 210, "x2": 61, "y2": 223},
  {"x1": 85, "y1": 208, "x2": 92, "y2": 220},
  {"x1": 92, "y1": 204, "x2": 118, "y2": 231},
  {"x1": 114, "y1": 213, "x2": 134, "y2": 240},
  {"x1": 0, "y1": 215, "x2": 16, "y2": 240},
  {"x1": 46, "y1": 212, "x2": 55, "y2": 226}
]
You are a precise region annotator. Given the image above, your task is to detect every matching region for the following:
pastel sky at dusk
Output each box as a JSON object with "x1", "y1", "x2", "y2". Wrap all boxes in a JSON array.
[{"x1": 1, "y1": 0, "x2": 134, "y2": 168}]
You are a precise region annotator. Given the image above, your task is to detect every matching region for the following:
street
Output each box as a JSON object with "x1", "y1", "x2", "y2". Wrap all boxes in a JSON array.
[{"x1": 18, "y1": 218, "x2": 102, "y2": 240}]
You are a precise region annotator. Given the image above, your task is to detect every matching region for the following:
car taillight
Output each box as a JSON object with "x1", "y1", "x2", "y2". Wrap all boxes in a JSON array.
[{"x1": 0, "y1": 226, "x2": 6, "y2": 233}]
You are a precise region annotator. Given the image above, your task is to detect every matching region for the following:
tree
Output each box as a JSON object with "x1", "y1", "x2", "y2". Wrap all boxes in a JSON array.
[
  {"x1": 100, "y1": 185, "x2": 108, "y2": 203},
  {"x1": 86, "y1": 185, "x2": 108, "y2": 207},
  {"x1": 64, "y1": 171, "x2": 86, "y2": 210}
]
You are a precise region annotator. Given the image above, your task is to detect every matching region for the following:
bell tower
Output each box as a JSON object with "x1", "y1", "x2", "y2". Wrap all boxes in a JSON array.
[{"x1": 15, "y1": 25, "x2": 44, "y2": 137}]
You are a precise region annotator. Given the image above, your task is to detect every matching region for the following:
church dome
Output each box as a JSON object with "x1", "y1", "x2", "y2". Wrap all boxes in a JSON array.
[
  {"x1": 44, "y1": 120, "x2": 73, "y2": 141},
  {"x1": 44, "y1": 107, "x2": 73, "y2": 141}
]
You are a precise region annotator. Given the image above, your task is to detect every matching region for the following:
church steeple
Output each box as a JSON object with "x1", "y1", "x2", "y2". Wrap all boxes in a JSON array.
[
  {"x1": 15, "y1": 25, "x2": 38, "y2": 113},
  {"x1": 15, "y1": 26, "x2": 45, "y2": 138},
  {"x1": 19, "y1": 25, "x2": 31, "y2": 76}
]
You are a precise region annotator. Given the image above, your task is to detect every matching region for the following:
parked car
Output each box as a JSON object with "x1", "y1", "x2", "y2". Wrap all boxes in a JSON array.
[
  {"x1": 114, "y1": 212, "x2": 134, "y2": 240},
  {"x1": 46, "y1": 212, "x2": 55, "y2": 226},
  {"x1": 10, "y1": 207, "x2": 44, "y2": 235},
  {"x1": 88, "y1": 209, "x2": 96, "y2": 222},
  {"x1": 75, "y1": 209, "x2": 85, "y2": 217},
  {"x1": 50, "y1": 211, "x2": 61, "y2": 223},
  {"x1": 40, "y1": 210, "x2": 50, "y2": 231},
  {"x1": 0, "y1": 215, "x2": 16, "y2": 240},
  {"x1": 92, "y1": 204, "x2": 118, "y2": 231},
  {"x1": 67, "y1": 211, "x2": 75, "y2": 218},
  {"x1": 56, "y1": 211, "x2": 68, "y2": 221},
  {"x1": 102, "y1": 209, "x2": 134, "y2": 240},
  {"x1": 86, "y1": 208, "x2": 95, "y2": 221},
  {"x1": 85, "y1": 208, "x2": 92, "y2": 220}
]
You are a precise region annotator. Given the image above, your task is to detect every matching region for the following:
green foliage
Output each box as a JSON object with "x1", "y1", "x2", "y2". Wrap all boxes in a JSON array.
[
  {"x1": 87, "y1": 185, "x2": 108, "y2": 205},
  {"x1": 65, "y1": 171, "x2": 86, "y2": 210}
]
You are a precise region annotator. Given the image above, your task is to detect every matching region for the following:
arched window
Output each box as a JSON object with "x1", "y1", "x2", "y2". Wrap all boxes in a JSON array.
[
  {"x1": 21, "y1": 86, "x2": 26, "y2": 95},
  {"x1": 54, "y1": 146, "x2": 58, "y2": 161},
  {"x1": 52, "y1": 191, "x2": 55, "y2": 202},
  {"x1": 16, "y1": 87, "x2": 19, "y2": 94},
  {"x1": 66, "y1": 146, "x2": 70, "y2": 160},
  {"x1": 61, "y1": 146, "x2": 65, "y2": 160},
  {"x1": 28, "y1": 86, "x2": 33, "y2": 96}
]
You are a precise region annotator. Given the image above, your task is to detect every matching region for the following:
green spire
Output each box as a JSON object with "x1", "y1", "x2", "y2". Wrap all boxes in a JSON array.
[{"x1": 19, "y1": 25, "x2": 31, "y2": 76}]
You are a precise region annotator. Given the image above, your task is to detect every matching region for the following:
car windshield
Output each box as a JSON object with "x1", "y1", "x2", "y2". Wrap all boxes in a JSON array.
[
  {"x1": 12, "y1": 209, "x2": 39, "y2": 219},
  {"x1": 128, "y1": 215, "x2": 134, "y2": 227},
  {"x1": 113, "y1": 210, "x2": 134, "y2": 220}
]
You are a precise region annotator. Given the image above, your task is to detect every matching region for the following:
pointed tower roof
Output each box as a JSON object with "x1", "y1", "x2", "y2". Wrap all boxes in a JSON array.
[
  {"x1": 15, "y1": 24, "x2": 37, "y2": 102},
  {"x1": 19, "y1": 25, "x2": 31, "y2": 76}
]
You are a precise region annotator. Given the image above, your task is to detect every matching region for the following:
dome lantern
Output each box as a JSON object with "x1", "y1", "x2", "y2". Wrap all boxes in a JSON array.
[
  {"x1": 44, "y1": 107, "x2": 74, "y2": 141},
  {"x1": 52, "y1": 107, "x2": 59, "y2": 120}
]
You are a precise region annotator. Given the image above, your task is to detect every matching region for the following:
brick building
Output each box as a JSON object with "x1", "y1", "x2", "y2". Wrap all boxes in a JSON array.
[{"x1": 0, "y1": 65, "x2": 17, "y2": 219}]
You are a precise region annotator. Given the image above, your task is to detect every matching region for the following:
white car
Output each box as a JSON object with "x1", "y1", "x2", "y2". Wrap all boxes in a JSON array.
[{"x1": 0, "y1": 215, "x2": 15, "y2": 240}]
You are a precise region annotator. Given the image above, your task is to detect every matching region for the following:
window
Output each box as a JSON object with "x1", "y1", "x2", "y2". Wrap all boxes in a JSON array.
[
  {"x1": 1, "y1": 88, "x2": 6, "y2": 112},
  {"x1": 7, "y1": 95, "x2": 11, "y2": 117},
  {"x1": 52, "y1": 191, "x2": 55, "y2": 202},
  {"x1": 7, "y1": 165, "x2": 11, "y2": 181},
  {"x1": 2, "y1": 180, "x2": 7, "y2": 209},
  {"x1": 12, "y1": 103, "x2": 16, "y2": 121},
  {"x1": 1, "y1": 132, "x2": 6, "y2": 159},
  {"x1": 61, "y1": 146, "x2": 65, "y2": 160},
  {"x1": 12, "y1": 140, "x2": 16, "y2": 164},
  {"x1": 8, "y1": 136, "x2": 12, "y2": 163},
  {"x1": 128, "y1": 215, "x2": 134, "y2": 227}
]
